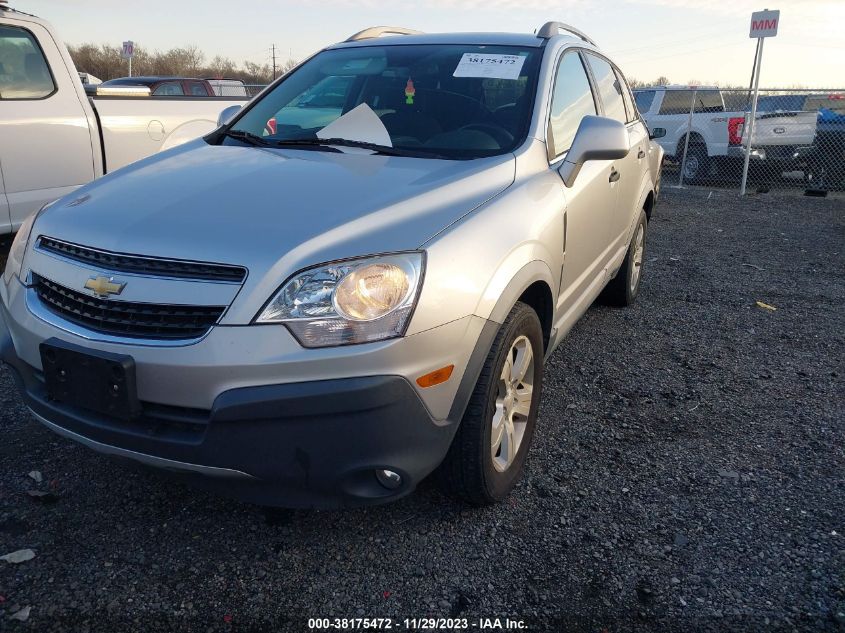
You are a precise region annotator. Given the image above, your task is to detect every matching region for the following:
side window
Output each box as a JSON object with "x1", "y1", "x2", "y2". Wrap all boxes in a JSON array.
[
  {"x1": 634, "y1": 90, "x2": 656, "y2": 115},
  {"x1": 614, "y1": 68, "x2": 638, "y2": 122},
  {"x1": 153, "y1": 82, "x2": 184, "y2": 96},
  {"x1": 296, "y1": 75, "x2": 354, "y2": 109},
  {"x1": 585, "y1": 54, "x2": 626, "y2": 123},
  {"x1": 187, "y1": 82, "x2": 208, "y2": 96},
  {"x1": 0, "y1": 25, "x2": 56, "y2": 99},
  {"x1": 548, "y1": 52, "x2": 597, "y2": 159},
  {"x1": 697, "y1": 90, "x2": 724, "y2": 113},
  {"x1": 658, "y1": 91, "x2": 693, "y2": 115}
]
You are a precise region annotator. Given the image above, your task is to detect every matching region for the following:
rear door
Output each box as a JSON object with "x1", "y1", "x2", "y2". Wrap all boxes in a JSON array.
[
  {"x1": 0, "y1": 19, "x2": 96, "y2": 229},
  {"x1": 584, "y1": 52, "x2": 649, "y2": 253}
]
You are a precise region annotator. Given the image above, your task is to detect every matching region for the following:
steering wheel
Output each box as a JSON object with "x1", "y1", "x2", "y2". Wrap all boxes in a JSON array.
[{"x1": 459, "y1": 123, "x2": 514, "y2": 148}]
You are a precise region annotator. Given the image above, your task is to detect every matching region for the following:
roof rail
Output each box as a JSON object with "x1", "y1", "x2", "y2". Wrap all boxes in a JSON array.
[
  {"x1": 345, "y1": 26, "x2": 423, "y2": 42},
  {"x1": 536, "y1": 22, "x2": 597, "y2": 46}
]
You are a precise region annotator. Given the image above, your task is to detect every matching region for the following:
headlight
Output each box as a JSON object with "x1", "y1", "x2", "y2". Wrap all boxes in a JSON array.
[
  {"x1": 3, "y1": 206, "x2": 43, "y2": 285},
  {"x1": 255, "y1": 253, "x2": 424, "y2": 347}
]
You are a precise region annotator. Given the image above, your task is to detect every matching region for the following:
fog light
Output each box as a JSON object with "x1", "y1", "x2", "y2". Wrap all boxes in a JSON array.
[{"x1": 375, "y1": 469, "x2": 402, "y2": 490}]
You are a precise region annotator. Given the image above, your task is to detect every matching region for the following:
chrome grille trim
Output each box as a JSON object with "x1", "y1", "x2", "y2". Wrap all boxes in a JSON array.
[
  {"x1": 37, "y1": 236, "x2": 247, "y2": 284},
  {"x1": 32, "y1": 274, "x2": 225, "y2": 341}
]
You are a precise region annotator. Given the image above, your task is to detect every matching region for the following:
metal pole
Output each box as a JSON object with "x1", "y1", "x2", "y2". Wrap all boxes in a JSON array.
[
  {"x1": 740, "y1": 37, "x2": 765, "y2": 195},
  {"x1": 675, "y1": 88, "x2": 697, "y2": 189},
  {"x1": 128, "y1": 56, "x2": 132, "y2": 78}
]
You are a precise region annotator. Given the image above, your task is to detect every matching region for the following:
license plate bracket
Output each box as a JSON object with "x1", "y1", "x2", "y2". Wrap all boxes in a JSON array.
[{"x1": 40, "y1": 338, "x2": 141, "y2": 421}]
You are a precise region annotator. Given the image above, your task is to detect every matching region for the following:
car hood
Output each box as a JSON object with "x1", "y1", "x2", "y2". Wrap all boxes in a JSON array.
[{"x1": 34, "y1": 139, "x2": 515, "y2": 317}]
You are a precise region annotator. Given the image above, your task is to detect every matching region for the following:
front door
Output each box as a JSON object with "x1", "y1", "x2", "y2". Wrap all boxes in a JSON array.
[
  {"x1": 547, "y1": 50, "x2": 618, "y2": 317},
  {"x1": 0, "y1": 19, "x2": 96, "y2": 228}
]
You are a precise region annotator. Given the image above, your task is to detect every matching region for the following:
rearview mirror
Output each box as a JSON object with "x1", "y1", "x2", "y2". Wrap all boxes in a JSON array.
[
  {"x1": 650, "y1": 127, "x2": 667, "y2": 140},
  {"x1": 217, "y1": 105, "x2": 242, "y2": 127},
  {"x1": 558, "y1": 116, "x2": 629, "y2": 188}
]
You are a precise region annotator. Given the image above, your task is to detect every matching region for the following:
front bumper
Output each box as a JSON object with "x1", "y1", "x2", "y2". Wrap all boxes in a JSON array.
[{"x1": 1, "y1": 276, "x2": 495, "y2": 508}]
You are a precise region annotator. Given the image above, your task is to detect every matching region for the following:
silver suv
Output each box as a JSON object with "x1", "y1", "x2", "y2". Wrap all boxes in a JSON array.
[{"x1": 0, "y1": 22, "x2": 663, "y2": 508}]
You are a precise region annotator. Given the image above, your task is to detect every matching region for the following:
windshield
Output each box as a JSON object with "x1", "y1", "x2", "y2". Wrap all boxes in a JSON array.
[{"x1": 227, "y1": 44, "x2": 542, "y2": 159}]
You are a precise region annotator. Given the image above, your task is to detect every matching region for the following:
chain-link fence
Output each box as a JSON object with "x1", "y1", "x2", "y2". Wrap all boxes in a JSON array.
[
  {"x1": 633, "y1": 87, "x2": 845, "y2": 193},
  {"x1": 243, "y1": 84, "x2": 267, "y2": 98}
]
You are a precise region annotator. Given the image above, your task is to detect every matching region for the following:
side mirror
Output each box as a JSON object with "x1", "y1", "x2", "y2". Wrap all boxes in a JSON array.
[
  {"x1": 558, "y1": 116, "x2": 629, "y2": 188},
  {"x1": 217, "y1": 105, "x2": 242, "y2": 127},
  {"x1": 650, "y1": 127, "x2": 667, "y2": 140}
]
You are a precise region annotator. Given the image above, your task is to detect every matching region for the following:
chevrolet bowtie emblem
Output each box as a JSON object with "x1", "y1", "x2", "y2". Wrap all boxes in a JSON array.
[{"x1": 84, "y1": 275, "x2": 125, "y2": 298}]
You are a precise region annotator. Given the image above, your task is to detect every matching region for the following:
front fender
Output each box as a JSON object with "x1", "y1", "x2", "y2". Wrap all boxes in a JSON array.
[{"x1": 409, "y1": 170, "x2": 562, "y2": 336}]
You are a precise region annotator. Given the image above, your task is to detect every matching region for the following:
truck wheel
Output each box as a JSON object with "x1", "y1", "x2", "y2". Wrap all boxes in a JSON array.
[
  {"x1": 804, "y1": 160, "x2": 827, "y2": 192},
  {"x1": 600, "y1": 210, "x2": 647, "y2": 307},
  {"x1": 682, "y1": 145, "x2": 710, "y2": 184},
  {"x1": 437, "y1": 302, "x2": 544, "y2": 505}
]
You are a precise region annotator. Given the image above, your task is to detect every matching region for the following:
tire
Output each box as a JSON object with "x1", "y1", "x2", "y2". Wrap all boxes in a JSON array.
[
  {"x1": 437, "y1": 302, "x2": 544, "y2": 505},
  {"x1": 804, "y1": 159, "x2": 827, "y2": 192},
  {"x1": 600, "y1": 209, "x2": 647, "y2": 307},
  {"x1": 681, "y1": 144, "x2": 710, "y2": 185}
]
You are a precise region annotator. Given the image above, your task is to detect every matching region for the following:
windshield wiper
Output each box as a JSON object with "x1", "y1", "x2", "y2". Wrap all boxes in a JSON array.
[
  {"x1": 269, "y1": 137, "x2": 447, "y2": 159},
  {"x1": 221, "y1": 129, "x2": 273, "y2": 147},
  {"x1": 223, "y1": 131, "x2": 449, "y2": 159}
]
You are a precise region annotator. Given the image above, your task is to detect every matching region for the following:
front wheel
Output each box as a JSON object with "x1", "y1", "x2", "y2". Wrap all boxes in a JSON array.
[
  {"x1": 600, "y1": 210, "x2": 647, "y2": 307},
  {"x1": 437, "y1": 302, "x2": 544, "y2": 505}
]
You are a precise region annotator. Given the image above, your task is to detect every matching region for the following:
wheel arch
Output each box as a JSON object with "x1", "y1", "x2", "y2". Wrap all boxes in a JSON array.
[
  {"x1": 676, "y1": 130, "x2": 708, "y2": 156},
  {"x1": 482, "y1": 260, "x2": 555, "y2": 353}
]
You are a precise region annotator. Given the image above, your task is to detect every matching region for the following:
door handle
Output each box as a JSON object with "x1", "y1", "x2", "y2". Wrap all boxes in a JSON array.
[
  {"x1": 609, "y1": 169, "x2": 620, "y2": 183},
  {"x1": 637, "y1": 148, "x2": 646, "y2": 159}
]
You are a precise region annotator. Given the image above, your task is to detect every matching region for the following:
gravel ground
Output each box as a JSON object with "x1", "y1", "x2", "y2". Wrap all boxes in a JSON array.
[{"x1": 0, "y1": 191, "x2": 843, "y2": 632}]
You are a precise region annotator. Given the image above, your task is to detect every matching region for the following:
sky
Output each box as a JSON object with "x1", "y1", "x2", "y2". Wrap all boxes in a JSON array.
[{"x1": 14, "y1": 0, "x2": 845, "y2": 88}]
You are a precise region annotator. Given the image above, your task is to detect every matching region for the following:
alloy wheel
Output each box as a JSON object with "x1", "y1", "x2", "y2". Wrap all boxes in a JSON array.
[{"x1": 491, "y1": 335, "x2": 535, "y2": 472}]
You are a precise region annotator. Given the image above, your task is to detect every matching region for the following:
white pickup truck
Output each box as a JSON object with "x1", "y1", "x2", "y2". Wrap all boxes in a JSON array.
[
  {"x1": 0, "y1": 2, "x2": 249, "y2": 235},
  {"x1": 634, "y1": 85, "x2": 816, "y2": 183}
]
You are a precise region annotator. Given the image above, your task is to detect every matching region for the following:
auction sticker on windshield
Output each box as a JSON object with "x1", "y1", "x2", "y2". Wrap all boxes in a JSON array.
[{"x1": 453, "y1": 53, "x2": 526, "y2": 80}]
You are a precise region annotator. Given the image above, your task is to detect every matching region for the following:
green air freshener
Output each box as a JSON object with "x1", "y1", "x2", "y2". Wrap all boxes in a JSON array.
[{"x1": 405, "y1": 78, "x2": 416, "y2": 105}]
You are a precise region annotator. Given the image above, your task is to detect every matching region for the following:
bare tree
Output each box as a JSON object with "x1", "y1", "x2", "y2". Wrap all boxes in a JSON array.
[{"x1": 68, "y1": 41, "x2": 288, "y2": 84}]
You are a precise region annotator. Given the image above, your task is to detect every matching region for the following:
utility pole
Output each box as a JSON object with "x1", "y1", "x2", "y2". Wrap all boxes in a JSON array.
[{"x1": 271, "y1": 44, "x2": 277, "y2": 80}]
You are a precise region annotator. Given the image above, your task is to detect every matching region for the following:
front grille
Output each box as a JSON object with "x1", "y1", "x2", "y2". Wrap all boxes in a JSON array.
[
  {"x1": 33, "y1": 274, "x2": 225, "y2": 340},
  {"x1": 38, "y1": 237, "x2": 247, "y2": 283}
]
